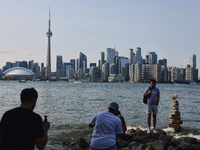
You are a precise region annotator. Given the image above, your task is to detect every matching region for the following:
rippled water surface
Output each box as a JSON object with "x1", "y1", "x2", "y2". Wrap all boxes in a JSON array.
[{"x1": 0, "y1": 81, "x2": 200, "y2": 149}]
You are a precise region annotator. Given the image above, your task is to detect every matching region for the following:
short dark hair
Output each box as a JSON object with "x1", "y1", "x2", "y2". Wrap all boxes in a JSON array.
[
  {"x1": 20, "y1": 88, "x2": 38, "y2": 103},
  {"x1": 150, "y1": 79, "x2": 156, "y2": 83}
]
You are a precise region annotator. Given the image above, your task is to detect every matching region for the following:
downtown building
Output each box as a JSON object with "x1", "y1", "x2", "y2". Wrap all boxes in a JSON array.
[
  {"x1": 89, "y1": 66, "x2": 99, "y2": 80},
  {"x1": 56, "y1": 55, "x2": 63, "y2": 78},
  {"x1": 142, "y1": 64, "x2": 161, "y2": 82},
  {"x1": 106, "y1": 48, "x2": 118, "y2": 66},
  {"x1": 185, "y1": 65, "x2": 193, "y2": 83},
  {"x1": 190, "y1": 54, "x2": 198, "y2": 83},
  {"x1": 101, "y1": 63, "x2": 109, "y2": 81},
  {"x1": 79, "y1": 52, "x2": 87, "y2": 74}
]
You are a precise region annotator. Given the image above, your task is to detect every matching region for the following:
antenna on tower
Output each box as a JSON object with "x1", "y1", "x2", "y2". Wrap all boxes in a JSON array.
[{"x1": 49, "y1": 6, "x2": 50, "y2": 20}]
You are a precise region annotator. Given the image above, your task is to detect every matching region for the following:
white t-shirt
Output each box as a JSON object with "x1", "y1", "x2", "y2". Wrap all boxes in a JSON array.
[{"x1": 90, "y1": 111, "x2": 123, "y2": 149}]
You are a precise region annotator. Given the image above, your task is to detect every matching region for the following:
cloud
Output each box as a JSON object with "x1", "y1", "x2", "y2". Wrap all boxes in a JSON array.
[
  {"x1": 0, "y1": 47, "x2": 36, "y2": 56},
  {"x1": 0, "y1": 49, "x2": 9, "y2": 54},
  {"x1": 183, "y1": 59, "x2": 189, "y2": 63}
]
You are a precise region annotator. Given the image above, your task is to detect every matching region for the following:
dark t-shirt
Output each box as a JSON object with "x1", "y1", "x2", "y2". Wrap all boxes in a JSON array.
[{"x1": 0, "y1": 107, "x2": 44, "y2": 150}]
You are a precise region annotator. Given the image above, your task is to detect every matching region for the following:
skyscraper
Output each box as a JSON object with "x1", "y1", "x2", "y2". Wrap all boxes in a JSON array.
[
  {"x1": 136, "y1": 47, "x2": 143, "y2": 63},
  {"x1": 106, "y1": 48, "x2": 116, "y2": 65},
  {"x1": 70, "y1": 59, "x2": 76, "y2": 70},
  {"x1": 45, "y1": 8, "x2": 53, "y2": 79},
  {"x1": 190, "y1": 54, "x2": 196, "y2": 69},
  {"x1": 157, "y1": 58, "x2": 167, "y2": 66},
  {"x1": 128, "y1": 49, "x2": 133, "y2": 65},
  {"x1": 148, "y1": 52, "x2": 157, "y2": 64},
  {"x1": 56, "y1": 56, "x2": 63, "y2": 77},
  {"x1": 100, "y1": 52, "x2": 105, "y2": 69},
  {"x1": 79, "y1": 52, "x2": 87, "y2": 73}
]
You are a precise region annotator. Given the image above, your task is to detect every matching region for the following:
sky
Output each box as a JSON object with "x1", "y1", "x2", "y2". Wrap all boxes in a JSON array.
[{"x1": 0, "y1": 0, "x2": 200, "y2": 75}]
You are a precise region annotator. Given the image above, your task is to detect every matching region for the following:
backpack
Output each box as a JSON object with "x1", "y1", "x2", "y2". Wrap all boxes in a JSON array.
[{"x1": 143, "y1": 87, "x2": 151, "y2": 104}]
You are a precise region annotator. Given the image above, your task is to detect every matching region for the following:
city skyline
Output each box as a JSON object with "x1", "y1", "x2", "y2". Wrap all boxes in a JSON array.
[{"x1": 0, "y1": 1, "x2": 200, "y2": 74}]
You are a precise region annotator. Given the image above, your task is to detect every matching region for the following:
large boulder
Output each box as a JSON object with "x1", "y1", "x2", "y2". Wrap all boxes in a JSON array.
[
  {"x1": 128, "y1": 141, "x2": 141, "y2": 148},
  {"x1": 71, "y1": 146, "x2": 82, "y2": 150},
  {"x1": 133, "y1": 136, "x2": 149, "y2": 143},
  {"x1": 145, "y1": 145, "x2": 154, "y2": 150},
  {"x1": 117, "y1": 140, "x2": 129, "y2": 147},
  {"x1": 77, "y1": 137, "x2": 89, "y2": 148},
  {"x1": 190, "y1": 144, "x2": 200, "y2": 150},
  {"x1": 170, "y1": 139, "x2": 179, "y2": 147},
  {"x1": 167, "y1": 146, "x2": 176, "y2": 150},
  {"x1": 177, "y1": 137, "x2": 197, "y2": 144},
  {"x1": 152, "y1": 140, "x2": 170, "y2": 150},
  {"x1": 176, "y1": 141, "x2": 191, "y2": 150},
  {"x1": 135, "y1": 144, "x2": 148, "y2": 150},
  {"x1": 159, "y1": 134, "x2": 172, "y2": 143}
]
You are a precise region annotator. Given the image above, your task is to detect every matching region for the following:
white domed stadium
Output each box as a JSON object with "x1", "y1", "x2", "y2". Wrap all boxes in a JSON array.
[{"x1": 2, "y1": 67, "x2": 35, "y2": 79}]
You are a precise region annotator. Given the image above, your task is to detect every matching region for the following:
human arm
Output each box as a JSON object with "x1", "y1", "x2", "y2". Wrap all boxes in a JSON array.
[
  {"x1": 143, "y1": 88, "x2": 151, "y2": 98},
  {"x1": 88, "y1": 114, "x2": 96, "y2": 128},
  {"x1": 118, "y1": 115, "x2": 127, "y2": 133},
  {"x1": 156, "y1": 95, "x2": 160, "y2": 106},
  {"x1": 35, "y1": 121, "x2": 50, "y2": 150},
  {"x1": 116, "y1": 118, "x2": 124, "y2": 138},
  {"x1": 89, "y1": 123, "x2": 95, "y2": 128}
]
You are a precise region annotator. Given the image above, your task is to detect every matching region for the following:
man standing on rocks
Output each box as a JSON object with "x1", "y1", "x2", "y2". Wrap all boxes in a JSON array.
[
  {"x1": 143, "y1": 79, "x2": 160, "y2": 134},
  {"x1": 0, "y1": 88, "x2": 50, "y2": 150},
  {"x1": 89, "y1": 102, "x2": 123, "y2": 150}
]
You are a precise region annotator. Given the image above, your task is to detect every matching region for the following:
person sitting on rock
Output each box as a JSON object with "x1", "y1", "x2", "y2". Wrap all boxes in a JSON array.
[{"x1": 89, "y1": 102, "x2": 123, "y2": 150}]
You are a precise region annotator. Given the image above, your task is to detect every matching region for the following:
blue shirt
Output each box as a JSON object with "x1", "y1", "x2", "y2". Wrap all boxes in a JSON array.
[
  {"x1": 144, "y1": 87, "x2": 160, "y2": 105},
  {"x1": 90, "y1": 111, "x2": 123, "y2": 149}
]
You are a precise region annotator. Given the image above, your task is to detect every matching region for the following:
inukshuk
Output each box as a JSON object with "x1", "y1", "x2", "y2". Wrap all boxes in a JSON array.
[{"x1": 169, "y1": 95, "x2": 182, "y2": 132}]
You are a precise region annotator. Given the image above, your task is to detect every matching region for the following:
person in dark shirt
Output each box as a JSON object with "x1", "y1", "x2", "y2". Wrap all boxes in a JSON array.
[{"x1": 0, "y1": 88, "x2": 50, "y2": 150}]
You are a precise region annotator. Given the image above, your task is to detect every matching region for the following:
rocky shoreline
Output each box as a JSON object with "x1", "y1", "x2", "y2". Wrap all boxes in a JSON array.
[{"x1": 62, "y1": 127, "x2": 200, "y2": 150}]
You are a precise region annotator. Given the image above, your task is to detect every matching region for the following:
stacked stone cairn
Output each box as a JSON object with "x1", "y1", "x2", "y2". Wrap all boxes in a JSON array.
[{"x1": 169, "y1": 95, "x2": 182, "y2": 132}]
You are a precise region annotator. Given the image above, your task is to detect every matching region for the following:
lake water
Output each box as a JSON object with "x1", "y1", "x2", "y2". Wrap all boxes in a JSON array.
[{"x1": 0, "y1": 81, "x2": 200, "y2": 149}]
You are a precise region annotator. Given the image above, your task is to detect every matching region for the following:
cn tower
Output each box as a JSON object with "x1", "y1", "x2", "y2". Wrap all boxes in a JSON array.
[{"x1": 45, "y1": 8, "x2": 53, "y2": 79}]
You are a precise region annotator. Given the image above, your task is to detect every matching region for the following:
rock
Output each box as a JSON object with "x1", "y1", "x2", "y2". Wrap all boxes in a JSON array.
[
  {"x1": 197, "y1": 139, "x2": 200, "y2": 145},
  {"x1": 133, "y1": 136, "x2": 149, "y2": 143},
  {"x1": 170, "y1": 139, "x2": 179, "y2": 147},
  {"x1": 71, "y1": 146, "x2": 82, "y2": 150},
  {"x1": 62, "y1": 140, "x2": 71, "y2": 146},
  {"x1": 71, "y1": 141, "x2": 76, "y2": 147},
  {"x1": 128, "y1": 141, "x2": 141, "y2": 148},
  {"x1": 121, "y1": 147, "x2": 131, "y2": 150},
  {"x1": 159, "y1": 134, "x2": 172, "y2": 143},
  {"x1": 135, "y1": 144, "x2": 147, "y2": 150},
  {"x1": 148, "y1": 138, "x2": 156, "y2": 142},
  {"x1": 145, "y1": 145, "x2": 154, "y2": 150},
  {"x1": 172, "y1": 97, "x2": 176, "y2": 100},
  {"x1": 190, "y1": 144, "x2": 200, "y2": 150},
  {"x1": 179, "y1": 137, "x2": 197, "y2": 144},
  {"x1": 136, "y1": 127, "x2": 142, "y2": 132},
  {"x1": 117, "y1": 140, "x2": 129, "y2": 147},
  {"x1": 77, "y1": 137, "x2": 89, "y2": 148},
  {"x1": 176, "y1": 141, "x2": 191, "y2": 150},
  {"x1": 127, "y1": 129, "x2": 136, "y2": 134},
  {"x1": 145, "y1": 142, "x2": 154, "y2": 147},
  {"x1": 169, "y1": 124, "x2": 181, "y2": 132},
  {"x1": 167, "y1": 145, "x2": 176, "y2": 150},
  {"x1": 172, "y1": 107, "x2": 179, "y2": 110},
  {"x1": 152, "y1": 140, "x2": 169, "y2": 150},
  {"x1": 123, "y1": 134, "x2": 134, "y2": 142}
]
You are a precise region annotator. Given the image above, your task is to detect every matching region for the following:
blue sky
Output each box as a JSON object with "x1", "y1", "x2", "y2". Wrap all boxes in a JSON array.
[{"x1": 0, "y1": 0, "x2": 199, "y2": 74}]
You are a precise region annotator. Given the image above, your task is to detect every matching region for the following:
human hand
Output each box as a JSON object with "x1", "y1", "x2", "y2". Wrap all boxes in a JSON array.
[
  {"x1": 43, "y1": 122, "x2": 50, "y2": 131},
  {"x1": 148, "y1": 90, "x2": 152, "y2": 95}
]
